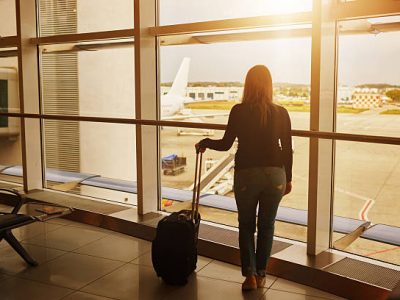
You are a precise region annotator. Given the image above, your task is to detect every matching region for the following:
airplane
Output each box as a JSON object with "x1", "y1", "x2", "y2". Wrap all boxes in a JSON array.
[
  {"x1": 161, "y1": 57, "x2": 193, "y2": 119},
  {"x1": 161, "y1": 57, "x2": 229, "y2": 122}
]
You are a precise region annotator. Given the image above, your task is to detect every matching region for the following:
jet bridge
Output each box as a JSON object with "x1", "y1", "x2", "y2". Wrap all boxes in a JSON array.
[{"x1": 188, "y1": 153, "x2": 235, "y2": 194}]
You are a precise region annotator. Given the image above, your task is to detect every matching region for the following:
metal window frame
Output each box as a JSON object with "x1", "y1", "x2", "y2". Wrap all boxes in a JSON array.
[
  {"x1": 0, "y1": 36, "x2": 18, "y2": 48},
  {"x1": 1, "y1": 112, "x2": 399, "y2": 145},
  {"x1": 5, "y1": 0, "x2": 400, "y2": 258},
  {"x1": 31, "y1": 29, "x2": 137, "y2": 45},
  {"x1": 15, "y1": 0, "x2": 43, "y2": 192},
  {"x1": 150, "y1": 12, "x2": 313, "y2": 36}
]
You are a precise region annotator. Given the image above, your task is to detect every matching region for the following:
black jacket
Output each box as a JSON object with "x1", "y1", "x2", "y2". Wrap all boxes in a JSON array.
[{"x1": 199, "y1": 103, "x2": 293, "y2": 183}]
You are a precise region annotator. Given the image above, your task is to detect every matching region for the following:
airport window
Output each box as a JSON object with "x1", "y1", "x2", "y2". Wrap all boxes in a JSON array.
[
  {"x1": 39, "y1": 42, "x2": 135, "y2": 118},
  {"x1": 158, "y1": 25, "x2": 311, "y2": 241},
  {"x1": 275, "y1": 137, "x2": 309, "y2": 242},
  {"x1": 0, "y1": 56, "x2": 19, "y2": 117},
  {"x1": 333, "y1": 141, "x2": 400, "y2": 265},
  {"x1": 42, "y1": 120, "x2": 137, "y2": 205},
  {"x1": 337, "y1": 16, "x2": 400, "y2": 138},
  {"x1": 159, "y1": 34, "x2": 311, "y2": 129},
  {"x1": 0, "y1": 55, "x2": 22, "y2": 185},
  {"x1": 0, "y1": 0, "x2": 399, "y2": 268},
  {"x1": 159, "y1": 0, "x2": 312, "y2": 25},
  {"x1": 0, "y1": 0, "x2": 16, "y2": 37},
  {"x1": 0, "y1": 117, "x2": 24, "y2": 185},
  {"x1": 38, "y1": 0, "x2": 134, "y2": 37}
]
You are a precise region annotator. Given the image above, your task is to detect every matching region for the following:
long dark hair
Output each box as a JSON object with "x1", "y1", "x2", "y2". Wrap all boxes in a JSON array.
[{"x1": 242, "y1": 65, "x2": 273, "y2": 126}]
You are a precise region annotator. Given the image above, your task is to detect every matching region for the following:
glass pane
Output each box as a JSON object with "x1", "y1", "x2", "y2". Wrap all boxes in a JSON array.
[
  {"x1": 160, "y1": 0, "x2": 312, "y2": 25},
  {"x1": 39, "y1": 0, "x2": 134, "y2": 36},
  {"x1": 160, "y1": 127, "x2": 308, "y2": 243},
  {"x1": 333, "y1": 141, "x2": 400, "y2": 265},
  {"x1": 160, "y1": 35, "x2": 311, "y2": 130},
  {"x1": 0, "y1": 54, "x2": 19, "y2": 114},
  {"x1": 43, "y1": 120, "x2": 137, "y2": 205},
  {"x1": 337, "y1": 16, "x2": 400, "y2": 138},
  {"x1": 276, "y1": 137, "x2": 309, "y2": 242},
  {"x1": 40, "y1": 41, "x2": 135, "y2": 118},
  {"x1": 0, "y1": 117, "x2": 23, "y2": 186},
  {"x1": 0, "y1": 0, "x2": 16, "y2": 37}
]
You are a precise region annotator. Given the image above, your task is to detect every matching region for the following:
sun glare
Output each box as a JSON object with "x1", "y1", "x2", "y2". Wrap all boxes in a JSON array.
[{"x1": 258, "y1": 0, "x2": 312, "y2": 15}]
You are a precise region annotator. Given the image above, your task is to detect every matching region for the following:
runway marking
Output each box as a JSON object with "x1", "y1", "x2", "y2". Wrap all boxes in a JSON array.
[
  {"x1": 328, "y1": 187, "x2": 375, "y2": 221},
  {"x1": 293, "y1": 175, "x2": 375, "y2": 221},
  {"x1": 366, "y1": 246, "x2": 400, "y2": 257},
  {"x1": 360, "y1": 199, "x2": 375, "y2": 221}
]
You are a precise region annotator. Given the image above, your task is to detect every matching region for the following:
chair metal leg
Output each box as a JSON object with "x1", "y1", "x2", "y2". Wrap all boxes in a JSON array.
[{"x1": 3, "y1": 230, "x2": 38, "y2": 266}]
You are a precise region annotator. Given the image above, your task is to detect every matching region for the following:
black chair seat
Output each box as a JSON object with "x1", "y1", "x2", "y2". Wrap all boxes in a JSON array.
[
  {"x1": 0, "y1": 189, "x2": 71, "y2": 267},
  {"x1": 0, "y1": 214, "x2": 34, "y2": 229},
  {"x1": 0, "y1": 189, "x2": 40, "y2": 266}
]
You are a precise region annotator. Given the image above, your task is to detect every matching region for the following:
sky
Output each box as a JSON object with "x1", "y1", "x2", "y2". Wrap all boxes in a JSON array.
[
  {"x1": 2, "y1": 0, "x2": 399, "y2": 86},
  {"x1": 159, "y1": 1, "x2": 400, "y2": 86}
]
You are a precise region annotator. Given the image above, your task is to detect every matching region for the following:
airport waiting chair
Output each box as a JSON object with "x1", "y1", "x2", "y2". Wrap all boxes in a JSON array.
[
  {"x1": 0, "y1": 189, "x2": 38, "y2": 266},
  {"x1": 0, "y1": 188, "x2": 73, "y2": 267}
]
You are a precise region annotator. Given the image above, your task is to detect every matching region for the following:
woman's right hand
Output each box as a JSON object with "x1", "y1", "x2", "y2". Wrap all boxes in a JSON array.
[
  {"x1": 195, "y1": 143, "x2": 206, "y2": 153},
  {"x1": 284, "y1": 182, "x2": 292, "y2": 195}
]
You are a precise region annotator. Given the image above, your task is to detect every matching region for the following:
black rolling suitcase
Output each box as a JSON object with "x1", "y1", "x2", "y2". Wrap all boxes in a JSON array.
[{"x1": 152, "y1": 151, "x2": 203, "y2": 285}]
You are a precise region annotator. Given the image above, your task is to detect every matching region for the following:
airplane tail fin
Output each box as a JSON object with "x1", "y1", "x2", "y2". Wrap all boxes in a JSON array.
[{"x1": 168, "y1": 57, "x2": 190, "y2": 97}]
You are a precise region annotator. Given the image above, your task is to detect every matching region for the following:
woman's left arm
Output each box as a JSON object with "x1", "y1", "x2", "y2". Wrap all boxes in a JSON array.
[{"x1": 198, "y1": 105, "x2": 238, "y2": 152}]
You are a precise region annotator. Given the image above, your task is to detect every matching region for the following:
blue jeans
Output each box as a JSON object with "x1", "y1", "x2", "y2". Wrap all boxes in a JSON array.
[{"x1": 234, "y1": 166, "x2": 286, "y2": 277}]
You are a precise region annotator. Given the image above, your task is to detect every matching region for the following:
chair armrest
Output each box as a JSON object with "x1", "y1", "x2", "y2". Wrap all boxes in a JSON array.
[
  {"x1": 0, "y1": 189, "x2": 25, "y2": 214},
  {"x1": 0, "y1": 189, "x2": 74, "y2": 222}
]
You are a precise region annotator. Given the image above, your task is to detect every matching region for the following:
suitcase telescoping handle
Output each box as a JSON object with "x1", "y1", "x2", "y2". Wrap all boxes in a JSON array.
[{"x1": 191, "y1": 150, "x2": 203, "y2": 221}]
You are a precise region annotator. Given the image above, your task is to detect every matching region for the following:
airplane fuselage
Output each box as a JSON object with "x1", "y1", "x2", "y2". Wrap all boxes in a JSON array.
[{"x1": 161, "y1": 94, "x2": 185, "y2": 118}]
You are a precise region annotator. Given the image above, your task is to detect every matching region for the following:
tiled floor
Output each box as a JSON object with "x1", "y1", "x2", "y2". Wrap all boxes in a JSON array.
[{"x1": 0, "y1": 217, "x2": 347, "y2": 300}]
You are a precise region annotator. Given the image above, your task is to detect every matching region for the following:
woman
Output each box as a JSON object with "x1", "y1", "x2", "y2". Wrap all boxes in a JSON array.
[{"x1": 196, "y1": 65, "x2": 292, "y2": 291}]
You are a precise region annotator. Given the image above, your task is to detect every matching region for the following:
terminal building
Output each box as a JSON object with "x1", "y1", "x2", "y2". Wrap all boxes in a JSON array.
[
  {"x1": 0, "y1": 1, "x2": 400, "y2": 300},
  {"x1": 161, "y1": 85, "x2": 244, "y2": 101}
]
